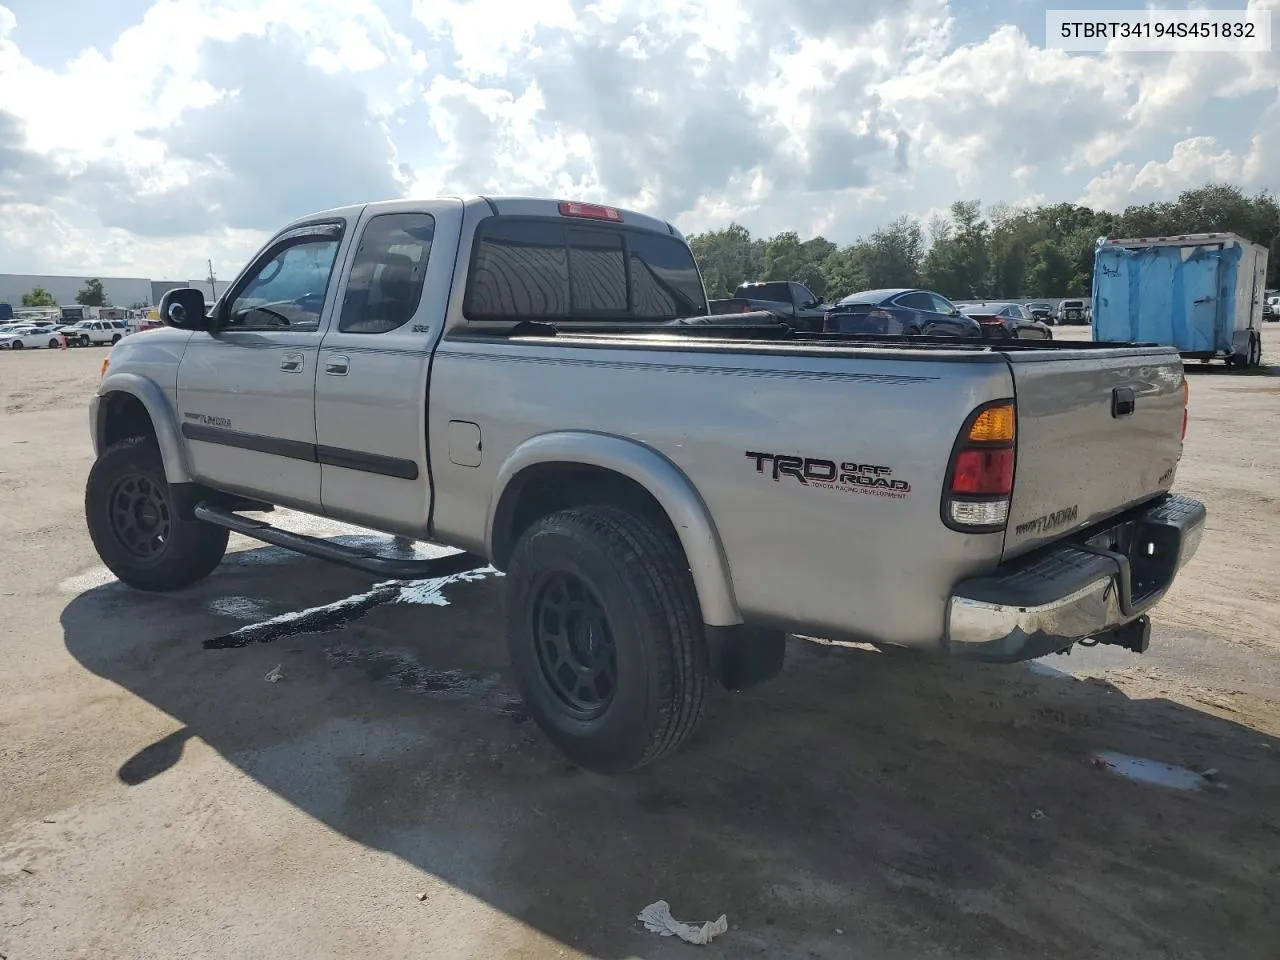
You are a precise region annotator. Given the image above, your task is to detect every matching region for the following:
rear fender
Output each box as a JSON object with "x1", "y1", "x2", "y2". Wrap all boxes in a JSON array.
[{"x1": 487, "y1": 432, "x2": 742, "y2": 627}]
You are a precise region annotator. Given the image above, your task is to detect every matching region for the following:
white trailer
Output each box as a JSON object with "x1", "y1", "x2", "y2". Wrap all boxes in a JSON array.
[{"x1": 1093, "y1": 232, "x2": 1268, "y2": 369}]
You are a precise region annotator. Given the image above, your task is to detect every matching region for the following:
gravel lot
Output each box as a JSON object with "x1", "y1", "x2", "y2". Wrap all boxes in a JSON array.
[{"x1": 2, "y1": 330, "x2": 1279, "y2": 959}]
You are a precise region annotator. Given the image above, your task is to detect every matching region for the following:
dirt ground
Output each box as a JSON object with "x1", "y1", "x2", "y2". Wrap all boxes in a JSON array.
[{"x1": 1, "y1": 332, "x2": 1278, "y2": 959}]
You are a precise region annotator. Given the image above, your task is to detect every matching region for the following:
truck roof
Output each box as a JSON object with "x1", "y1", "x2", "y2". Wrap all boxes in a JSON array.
[{"x1": 282, "y1": 196, "x2": 683, "y2": 242}]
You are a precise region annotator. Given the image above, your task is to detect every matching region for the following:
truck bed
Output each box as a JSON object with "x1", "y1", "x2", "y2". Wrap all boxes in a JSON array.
[{"x1": 451, "y1": 324, "x2": 1186, "y2": 622}]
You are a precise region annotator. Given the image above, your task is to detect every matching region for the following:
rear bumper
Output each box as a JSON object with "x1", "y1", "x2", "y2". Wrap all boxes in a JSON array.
[{"x1": 946, "y1": 493, "x2": 1206, "y2": 663}]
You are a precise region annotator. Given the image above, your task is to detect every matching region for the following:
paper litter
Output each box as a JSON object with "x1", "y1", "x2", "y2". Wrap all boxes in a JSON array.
[{"x1": 637, "y1": 900, "x2": 728, "y2": 945}]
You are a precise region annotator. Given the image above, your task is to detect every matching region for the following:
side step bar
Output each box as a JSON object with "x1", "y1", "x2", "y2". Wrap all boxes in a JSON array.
[{"x1": 193, "y1": 504, "x2": 487, "y2": 579}]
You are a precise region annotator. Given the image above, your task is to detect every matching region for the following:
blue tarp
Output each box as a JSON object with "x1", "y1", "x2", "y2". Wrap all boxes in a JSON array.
[{"x1": 1092, "y1": 241, "x2": 1241, "y2": 354}]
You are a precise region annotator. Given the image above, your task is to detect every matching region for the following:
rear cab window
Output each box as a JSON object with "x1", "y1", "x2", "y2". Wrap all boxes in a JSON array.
[
  {"x1": 464, "y1": 218, "x2": 706, "y2": 324},
  {"x1": 339, "y1": 213, "x2": 435, "y2": 334}
]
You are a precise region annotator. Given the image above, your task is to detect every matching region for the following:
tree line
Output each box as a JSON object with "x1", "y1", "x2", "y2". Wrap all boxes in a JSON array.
[
  {"x1": 688, "y1": 183, "x2": 1280, "y2": 303},
  {"x1": 21, "y1": 278, "x2": 110, "y2": 308}
]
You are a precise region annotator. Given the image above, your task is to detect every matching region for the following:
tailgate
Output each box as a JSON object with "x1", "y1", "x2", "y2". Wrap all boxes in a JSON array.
[{"x1": 1002, "y1": 346, "x2": 1185, "y2": 560}]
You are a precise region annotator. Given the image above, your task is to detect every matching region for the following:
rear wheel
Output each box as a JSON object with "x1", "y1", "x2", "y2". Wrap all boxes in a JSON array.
[
  {"x1": 85, "y1": 437, "x2": 229, "y2": 591},
  {"x1": 506, "y1": 505, "x2": 708, "y2": 773}
]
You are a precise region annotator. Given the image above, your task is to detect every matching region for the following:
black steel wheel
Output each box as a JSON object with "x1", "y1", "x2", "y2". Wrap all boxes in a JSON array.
[
  {"x1": 85, "y1": 436, "x2": 228, "y2": 591},
  {"x1": 506, "y1": 505, "x2": 709, "y2": 773},
  {"x1": 107, "y1": 471, "x2": 172, "y2": 559},
  {"x1": 532, "y1": 571, "x2": 617, "y2": 718}
]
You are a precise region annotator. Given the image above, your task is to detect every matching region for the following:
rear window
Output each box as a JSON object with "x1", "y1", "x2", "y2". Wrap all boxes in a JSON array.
[
  {"x1": 465, "y1": 218, "x2": 706, "y2": 322},
  {"x1": 737, "y1": 282, "x2": 790, "y2": 304}
]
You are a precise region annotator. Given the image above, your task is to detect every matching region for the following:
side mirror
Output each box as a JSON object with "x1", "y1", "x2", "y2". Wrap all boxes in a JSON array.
[{"x1": 159, "y1": 288, "x2": 211, "y2": 331}]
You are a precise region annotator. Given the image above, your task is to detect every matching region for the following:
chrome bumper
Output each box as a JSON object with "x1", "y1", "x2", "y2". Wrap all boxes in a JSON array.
[{"x1": 947, "y1": 494, "x2": 1206, "y2": 663}]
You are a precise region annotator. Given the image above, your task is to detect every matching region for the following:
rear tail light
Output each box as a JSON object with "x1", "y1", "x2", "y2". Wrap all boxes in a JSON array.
[
  {"x1": 558, "y1": 200, "x2": 622, "y2": 222},
  {"x1": 869, "y1": 309, "x2": 892, "y2": 320},
  {"x1": 1181, "y1": 378, "x2": 1189, "y2": 442},
  {"x1": 943, "y1": 400, "x2": 1016, "y2": 532}
]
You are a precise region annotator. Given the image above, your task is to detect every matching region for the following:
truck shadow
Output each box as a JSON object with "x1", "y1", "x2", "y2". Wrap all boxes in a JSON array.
[{"x1": 61, "y1": 552, "x2": 1280, "y2": 959}]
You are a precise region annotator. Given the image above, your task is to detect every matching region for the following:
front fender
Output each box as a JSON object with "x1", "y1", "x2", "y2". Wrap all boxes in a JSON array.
[
  {"x1": 487, "y1": 431, "x2": 742, "y2": 627},
  {"x1": 93, "y1": 372, "x2": 192, "y2": 484}
]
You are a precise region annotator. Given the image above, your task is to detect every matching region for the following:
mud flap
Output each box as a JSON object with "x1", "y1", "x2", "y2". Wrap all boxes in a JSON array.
[{"x1": 705, "y1": 625, "x2": 787, "y2": 691}]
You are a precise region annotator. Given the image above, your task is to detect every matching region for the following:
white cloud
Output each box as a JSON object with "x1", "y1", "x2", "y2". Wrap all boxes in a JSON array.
[
  {"x1": 0, "y1": 0, "x2": 1275, "y2": 282},
  {"x1": 1080, "y1": 136, "x2": 1249, "y2": 210}
]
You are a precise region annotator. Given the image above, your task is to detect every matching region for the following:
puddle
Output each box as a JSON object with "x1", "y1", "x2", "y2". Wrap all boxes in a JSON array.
[
  {"x1": 1092, "y1": 751, "x2": 1214, "y2": 790},
  {"x1": 208, "y1": 596, "x2": 269, "y2": 620},
  {"x1": 325, "y1": 644, "x2": 525, "y2": 720},
  {"x1": 202, "y1": 567, "x2": 501, "y2": 649}
]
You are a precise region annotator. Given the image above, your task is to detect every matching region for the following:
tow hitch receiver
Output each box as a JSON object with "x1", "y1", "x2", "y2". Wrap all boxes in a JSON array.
[{"x1": 1089, "y1": 615, "x2": 1151, "y2": 654}]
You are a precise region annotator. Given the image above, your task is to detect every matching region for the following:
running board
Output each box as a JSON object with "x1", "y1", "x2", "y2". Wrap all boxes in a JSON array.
[{"x1": 193, "y1": 504, "x2": 487, "y2": 579}]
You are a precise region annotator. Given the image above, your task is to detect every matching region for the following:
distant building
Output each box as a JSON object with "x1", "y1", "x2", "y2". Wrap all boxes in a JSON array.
[{"x1": 0, "y1": 273, "x2": 231, "y2": 309}]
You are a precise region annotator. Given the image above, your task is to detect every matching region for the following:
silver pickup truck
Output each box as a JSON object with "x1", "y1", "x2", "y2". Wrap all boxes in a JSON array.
[{"x1": 84, "y1": 196, "x2": 1206, "y2": 772}]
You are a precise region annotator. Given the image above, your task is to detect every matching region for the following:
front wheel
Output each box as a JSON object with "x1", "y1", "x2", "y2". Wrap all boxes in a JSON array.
[
  {"x1": 49, "y1": 338, "x2": 61, "y2": 349},
  {"x1": 85, "y1": 437, "x2": 229, "y2": 591},
  {"x1": 111, "y1": 334, "x2": 122, "y2": 344},
  {"x1": 10, "y1": 340, "x2": 22, "y2": 350},
  {"x1": 506, "y1": 506, "x2": 709, "y2": 773}
]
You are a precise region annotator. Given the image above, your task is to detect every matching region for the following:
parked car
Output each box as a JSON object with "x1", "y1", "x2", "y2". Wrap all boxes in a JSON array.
[
  {"x1": 1264, "y1": 297, "x2": 1276, "y2": 322},
  {"x1": 64, "y1": 319, "x2": 127, "y2": 346},
  {"x1": 85, "y1": 195, "x2": 1204, "y2": 773},
  {"x1": 0, "y1": 325, "x2": 64, "y2": 349},
  {"x1": 707, "y1": 281, "x2": 830, "y2": 331},
  {"x1": 1057, "y1": 299, "x2": 1088, "y2": 324},
  {"x1": 1024, "y1": 301, "x2": 1056, "y2": 324},
  {"x1": 958, "y1": 302, "x2": 1054, "y2": 340},
  {"x1": 823, "y1": 288, "x2": 982, "y2": 337}
]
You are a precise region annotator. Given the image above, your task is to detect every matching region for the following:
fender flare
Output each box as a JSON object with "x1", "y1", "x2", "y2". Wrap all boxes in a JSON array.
[
  {"x1": 93, "y1": 372, "x2": 192, "y2": 484},
  {"x1": 487, "y1": 431, "x2": 742, "y2": 627}
]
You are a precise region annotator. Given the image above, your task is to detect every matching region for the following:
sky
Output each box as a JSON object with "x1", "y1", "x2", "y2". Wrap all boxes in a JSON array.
[{"x1": 0, "y1": 0, "x2": 1276, "y2": 279}]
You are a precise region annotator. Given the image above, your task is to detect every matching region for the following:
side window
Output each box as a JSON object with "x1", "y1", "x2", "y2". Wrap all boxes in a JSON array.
[
  {"x1": 339, "y1": 214, "x2": 435, "y2": 334},
  {"x1": 792, "y1": 283, "x2": 815, "y2": 306},
  {"x1": 928, "y1": 293, "x2": 955, "y2": 315},
  {"x1": 894, "y1": 292, "x2": 933, "y2": 311},
  {"x1": 227, "y1": 235, "x2": 342, "y2": 332}
]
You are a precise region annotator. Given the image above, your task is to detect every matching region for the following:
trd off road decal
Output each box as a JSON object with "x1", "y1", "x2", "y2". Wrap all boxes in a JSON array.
[{"x1": 745, "y1": 452, "x2": 911, "y2": 499}]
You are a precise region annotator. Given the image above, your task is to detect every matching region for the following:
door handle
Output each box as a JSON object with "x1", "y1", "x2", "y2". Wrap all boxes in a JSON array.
[
  {"x1": 280, "y1": 352, "x2": 304, "y2": 373},
  {"x1": 325, "y1": 355, "x2": 350, "y2": 376}
]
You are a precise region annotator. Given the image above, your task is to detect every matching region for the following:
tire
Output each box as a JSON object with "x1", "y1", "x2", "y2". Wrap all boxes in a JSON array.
[
  {"x1": 506, "y1": 505, "x2": 708, "y2": 773},
  {"x1": 11, "y1": 340, "x2": 22, "y2": 350},
  {"x1": 85, "y1": 436, "x2": 229, "y2": 592},
  {"x1": 49, "y1": 338, "x2": 60, "y2": 349},
  {"x1": 1250, "y1": 334, "x2": 1262, "y2": 368},
  {"x1": 111, "y1": 334, "x2": 122, "y2": 344}
]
